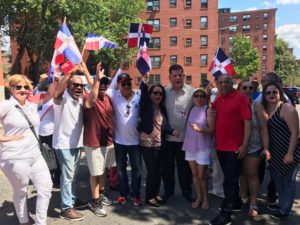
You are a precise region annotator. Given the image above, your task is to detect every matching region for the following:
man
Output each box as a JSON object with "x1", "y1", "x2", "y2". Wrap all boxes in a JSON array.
[
  {"x1": 53, "y1": 69, "x2": 88, "y2": 221},
  {"x1": 210, "y1": 74, "x2": 252, "y2": 225},
  {"x1": 162, "y1": 63, "x2": 194, "y2": 202},
  {"x1": 106, "y1": 70, "x2": 142, "y2": 206},
  {"x1": 83, "y1": 63, "x2": 115, "y2": 217}
]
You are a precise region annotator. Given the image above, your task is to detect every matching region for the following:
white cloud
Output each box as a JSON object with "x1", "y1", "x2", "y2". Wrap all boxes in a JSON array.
[
  {"x1": 276, "y1": 0, "x2": 300, "y2": 4},
  {"x1": 245, "y1": 7, "x2": 258, "y2": 11},
  {"x1": 276, "y1": 24, "x2": 300, "y2": 58},
  {"x1": 263, "y1": 0, "x2": 277, "y2": 8}
]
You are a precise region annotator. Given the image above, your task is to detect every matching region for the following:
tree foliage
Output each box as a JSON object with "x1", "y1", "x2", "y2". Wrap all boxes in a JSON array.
[
  {"x1": 230, "y1": 33, "x2": 259, "y2": 79},
  {"x1": 274, "y1": 37, "x2": 298, "y2": 86},
  {"x1": 0, "y1": 0, "x2": 145, "y2": 82}
]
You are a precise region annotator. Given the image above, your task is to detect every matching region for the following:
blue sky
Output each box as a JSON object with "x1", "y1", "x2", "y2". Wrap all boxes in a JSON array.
[{"x1": 219, "y1": 0, "x2": 300, "y2": 59}]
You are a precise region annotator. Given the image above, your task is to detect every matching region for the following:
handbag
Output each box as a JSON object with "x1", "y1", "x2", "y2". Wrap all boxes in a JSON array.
[{"x1": 15, "y1": 105, "x2": 58, "y2": 170}]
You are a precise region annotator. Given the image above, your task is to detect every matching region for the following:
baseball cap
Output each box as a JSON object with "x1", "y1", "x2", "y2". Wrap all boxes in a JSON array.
[
  {"x1": 117, "y1": 73, "x2": 132, "y2": 83},
  {"x1": 100, "y1": 76, "x2": 111, "y2": 84}
]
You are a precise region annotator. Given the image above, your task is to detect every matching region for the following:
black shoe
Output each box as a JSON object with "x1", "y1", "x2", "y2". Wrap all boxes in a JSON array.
[
  {"x1": 267, "y1": 204, "x2": 281, "y2": 211},
  {"x1": 74, "y1": 199, "x2": 89, "y2": 209},
  {"x1": 209, "y1": 212, "x2": 232, "y2": 225},
  {"x1": 145, "y1": 199, "x2": 160, "y2": 207},
  {"x1": 267, "y1": 194, "x2": 278, "y2": 204},
  {"x1": 270, "y1": 212, "x2": 290, "y2": 220},
  {"x1": 232, "y1": 203, "x2": 242, "y2": 212}
]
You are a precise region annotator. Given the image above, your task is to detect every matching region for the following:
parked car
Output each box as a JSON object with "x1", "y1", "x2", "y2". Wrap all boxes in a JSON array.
[{"x1": 282, "y1": 87, "x2": 300, "y2": 105}]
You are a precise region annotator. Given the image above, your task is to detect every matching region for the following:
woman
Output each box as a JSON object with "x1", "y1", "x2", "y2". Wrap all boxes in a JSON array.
[
  {"x1": 138, "y1": 75, "x2": 177, "y2": 207},
  {"x1": 0, "y1": 74, "x2": 52, "y2": 225},
  {"x1": 182, "y1": 88, "x2": 214, "y2": 209},
  {"x1": 262, "y1": 82, "x2": 300, "y2": 219},
  {"x1": 238, "y1": 80, "x2": 265, "y2": 217}
]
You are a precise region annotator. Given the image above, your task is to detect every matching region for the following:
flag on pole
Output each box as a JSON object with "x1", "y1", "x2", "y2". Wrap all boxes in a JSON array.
[
  {"x1": 136, "y1": 42, "x2": 151, "y2": 75},
  {"x1": 127, "y1": 23, "x2": 153, "y2": 48},
  {"x1": 49, "y1": 22, "x2": 82, "y2": 79},
  {"x1": 208, "y1": 47, "x2": 237, "y2": 79},
  {"x1": 84, "y1": 33, "x2": 118, "y2": 50}
]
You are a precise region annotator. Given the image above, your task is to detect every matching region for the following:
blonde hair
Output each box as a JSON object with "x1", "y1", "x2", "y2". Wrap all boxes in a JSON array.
[{"x1": 8, "y1": 74, "x2": 33, "y2": 90}]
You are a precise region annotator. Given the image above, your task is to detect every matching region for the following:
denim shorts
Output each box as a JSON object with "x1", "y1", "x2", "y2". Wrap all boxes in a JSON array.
[{"x1": 247, "y1": 148, "x2": 263, "y2": 158}]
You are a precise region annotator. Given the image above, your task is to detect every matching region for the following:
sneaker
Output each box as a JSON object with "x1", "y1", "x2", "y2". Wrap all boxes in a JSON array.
[
  {"x1": 74, "y1": 199, "x2": 89, "y2": 209},
  {"x1": 60, "y1": 208, "x2": 84, "y2": 221},
  {"x1": 118, "y1": 196, "x2": 127, "y2": 205},
  {"x1": 89, "y1": 201, "x2": 107, "y2": 217},
  {"x1": 132, "y1": 197, "x2": 142, "y2": 206},
  {"x1": 248, "y1": 204, "x2": 258, "y2": 217},
  {"x1": 209, "y1": 212, "x2": 232, "y2": 225},
  {"x1": 267, "y1": 204, "x2": 281, "y2": 211},
  {"x1": 100, "y1": 194, "x2": 113, "y2": 206},
  {"x1": 270, "y1": 212, "x2": 290, "y2": 220}
]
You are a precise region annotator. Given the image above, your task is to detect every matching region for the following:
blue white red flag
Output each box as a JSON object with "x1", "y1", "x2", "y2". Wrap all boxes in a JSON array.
[
  {"x1": 136, "y1": 42, "x2": 151, "y2": 75},
  {"x1": 128, "y1": 23, "x2": 153, "y2": 48},
  {"x1": 84, "y1": 33, "x2": 118, "y2": 50},
  {"x1": 48, "y1": 22, "x2": 82, "y2": 80},
  {"x1": 209, "y1": 47, "x2": 237, "y2": 79}
]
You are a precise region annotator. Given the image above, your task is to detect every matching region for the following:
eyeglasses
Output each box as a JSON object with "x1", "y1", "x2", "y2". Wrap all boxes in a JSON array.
[
  {"x1": 193, "y1": 94, "x2": 206, "y2": 99},
  {"x1": 121, "y1": 81, "x2": 132, "y2": 87},
  {"x1": 14, "y1": 85, "x2": 30, "y2": 90},
  {"x1": 125, "y1": 104, "x2": 131, "y2": 117},
  {"x1": 265, "y1": 90, "x2": 279, "y2": 96},
  {"x1": 72, "y1": 83, "x2": 85, "y2": 88},
  {"x1": 242, "y1": 86, "x2": 253, "y2": 90},
  {"x1": 152, "y1": 91, "x2": 163, "y2": 96}
]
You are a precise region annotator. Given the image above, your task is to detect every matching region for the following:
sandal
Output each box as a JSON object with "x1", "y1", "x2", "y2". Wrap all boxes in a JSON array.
[
  {"x1": 192, "y1": 197, "x2": 202, "y2": 208},
  {"x1": 248, "y1": 204, "x2": 258, "y2": 217}
]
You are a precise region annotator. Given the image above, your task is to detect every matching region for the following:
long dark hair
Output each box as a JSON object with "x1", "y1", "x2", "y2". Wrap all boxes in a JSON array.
[
  {"x1": 148, "y1": 84, "x2": 165, "y2": 105},
  {"x1": 261, "y1": 82, "x2": 287, "y2": 110}
]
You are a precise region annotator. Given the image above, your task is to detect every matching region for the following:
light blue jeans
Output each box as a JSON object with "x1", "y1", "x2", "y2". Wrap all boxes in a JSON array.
[
  {"x1": 270, "y1": 166, "x2": 298, "y2": 215},
  {"x1": 55, "y1": 148, "x2": 81, "y2": 211}
]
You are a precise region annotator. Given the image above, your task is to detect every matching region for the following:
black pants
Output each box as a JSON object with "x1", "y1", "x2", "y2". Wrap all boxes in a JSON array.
[
  {"x1": 217, "y1": 151, "x2": 242, "y2": 215},
  {"x1": 141, "y1": 146, "x2": 162, "y2": 200},
  {"x1": 161, "y1": 141, "x2": 192, "y2": 196}
]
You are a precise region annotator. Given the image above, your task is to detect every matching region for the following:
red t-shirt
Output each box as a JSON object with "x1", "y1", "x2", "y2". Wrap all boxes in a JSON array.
[
  {"x1": 83, "y1": 94, "x2": 114, "y2": 147},
  {"x1": 213, "y1": 90, "x2": 251, "y2": 152}
]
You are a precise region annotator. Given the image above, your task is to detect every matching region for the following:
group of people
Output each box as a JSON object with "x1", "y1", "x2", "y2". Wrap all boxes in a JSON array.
[{"x1": 0, "y1": 62, "x2": 299, "y2": 225}]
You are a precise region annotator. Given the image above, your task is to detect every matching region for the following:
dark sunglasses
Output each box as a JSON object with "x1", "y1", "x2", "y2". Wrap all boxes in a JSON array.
[
  {"x1": 265, "y1": 90, "x2": 279, "y2": 96},
  {"x1": 15, "y1": 85, "x2": 30, "y2": 90},
  {"x1": 121, "y1": 81, "x2": 132, "y2": 87},
  {"x1": 72, "y1": 83, "x2": 85, "y2": 88},
  {"x1": 242, "y1": 86, "x2": 253, "y2": 90},
  {"x1": 152, "y1": 91, "x2": 163, "y2": 96},
  {"x1": 193, "y1": 94, "x2": 206, "y2": 99},
  {"x1": 125, "y1": 104, "x2": 131, "y2": 117}
]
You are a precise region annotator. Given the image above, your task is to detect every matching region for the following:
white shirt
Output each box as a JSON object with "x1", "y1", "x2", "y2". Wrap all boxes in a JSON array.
[
  {"x1": 38, "y1": 99, "x2": 54, "y2": 136},
  {"x1": 52, "y1": 91, "x2": 83, "y2": 149},
  {"x1": 0, "y1": 97, "x2": 41, "y2": 160}
]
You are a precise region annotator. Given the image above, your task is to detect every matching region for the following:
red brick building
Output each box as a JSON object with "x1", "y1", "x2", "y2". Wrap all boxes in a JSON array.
[
  {"x1": 218, "y1": 8, "x2": 277, "y2": 80},
  {"x1": 125, "y1": 0, "x2": 219, "y2": 88}
]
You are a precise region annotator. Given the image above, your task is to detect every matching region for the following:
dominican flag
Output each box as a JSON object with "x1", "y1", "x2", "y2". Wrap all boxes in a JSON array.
[
  {"x1": 84, "y1": 33, "x2": 118, "y2": 50},
  {"x1": 209, "y1": 47, "x2": 237, "y2": 79},
  {"x1": 127, "y1": 23, "x2": 153, "y2": 48},
  {"x1": 136, "y1": 42, "x2": 151, "y2": 75},
  {"x1": 48, "y1": 22, "x2": 82, "y2": 79}
]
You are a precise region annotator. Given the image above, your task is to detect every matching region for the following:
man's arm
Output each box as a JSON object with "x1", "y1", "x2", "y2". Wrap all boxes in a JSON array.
[{"x1": 53, "y1": 73, "x2": 72, "y2": 105}]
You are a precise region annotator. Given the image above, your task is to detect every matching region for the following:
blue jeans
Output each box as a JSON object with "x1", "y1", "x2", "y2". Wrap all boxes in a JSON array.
[
  {"x1": 270, "y1": 166, "x2": 298, "y2": 215},
  {"x1": 55, "y1": 148, "x2": 81, "y2": 211},
  {"x1": 114, "y1": 143, "x2": 142, "y2": 198}
]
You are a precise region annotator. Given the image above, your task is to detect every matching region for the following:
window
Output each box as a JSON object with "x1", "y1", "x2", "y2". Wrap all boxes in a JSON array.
[
  {"x1": 169, "y1": 0, "x2": 176, "y2": 7},
  {"x1": 147, "y1": 19, "x2": 160, "y2": 31},
  {"x1": 221, "y1": 38, "x2": 225, "y2": 44},
  {"x1": 243, "y1": 14, "x2": 251, "y2": 21},
  {"x1": 200, "y1": 0, "x2": 208, "y2": 8},
  {"x1": 146, "y1": 0, "x2": 160, "y2": 12},
  {"x1": 185, "y1": 0, "x2": 192, "y2": 7},
  {"x1": 200, "y1": 16, "x2": 208, "y2": 28},
  {"x1": 200, "y1": 35, "x2": 208, "y2": 47},
  {"x1": 262, "y1": 55, "x2": 267, "y2": 61},
  {"x1": 170, "y1": 18, "x2": 177, "y2": 27},
  {"x1": 170, "y1": 36, "x2": 177, "y2": 46},
  {"x1": 200, "y1": 73, "x2": 207, "y2": 83},
  {"x1": 262, "y1": 45, "x2": 267, "y2": 51},
  {"x1": 149, "y1": 74, "x2": 161, "y2": 85},
  {"x1": 255, "y1": 14, "x2": 259, "y2": 18},
  {"x1": 255, "y1": 25, "x2": 259, "y2": 29},
  {"x1": 246, "y1": 35, "x2": 251, "y2": 39},
  {"x1": 229, "y1": 36, "x2": 234, "y2": 44},
  {"x1": 170, "y1": 55, "x2": 177, "y2": 64},
  {"x1": 185, "y1": 38, "x2": 192, "y2": 46},
  {"x1": 262, "y1": 65, "x2": 266, "y2": 72},
  {"x1": 263, "y1": 23, "x2": 268, "y2": 30},
  {"x1": 185, "y1": 56, "x2": 192, "y2": 65},
  {"x1": 185, "y1": 19, "x2": 192, "y2": 28},
  {"x1": 263, "y1": 34, "x2": 268, "y2": 41},
  {"x1": 229, "y1": 25, "x2": 237, "y2": 32},
  {"x1": 149, "y1": 37, "x2": 160, "y2": 49},
  {"x1": 186, "y1": 75, "x2": 192, "y2": 84},
  {"x1": 254, "y1": 36, "x2": 259, "y2": 41},
  {"x1": 264, "y1": 13, "x2": 268, "y2": 19},
  {"x1": 242, "y1": 25, "x2": 251, "y2": 32},
  {"x1": 151, "y1": 56, "x2": 161, "y2": 68},
  {"x1": 229, "y1": 16, "x2": 237, "y2": 22},
  {"x1": 200, "y1": 54, "x2": 208, "y2": 66}
]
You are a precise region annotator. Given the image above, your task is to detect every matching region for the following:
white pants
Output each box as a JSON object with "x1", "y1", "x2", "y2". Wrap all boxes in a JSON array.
[{"x1": 0, "y1": 155, "x2": 52, "y2": 225}]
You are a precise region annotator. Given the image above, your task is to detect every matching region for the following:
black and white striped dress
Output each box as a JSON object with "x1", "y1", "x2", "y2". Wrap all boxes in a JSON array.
[{"x1": 268, "y1": 104, "x2": 300, "y2": 175}]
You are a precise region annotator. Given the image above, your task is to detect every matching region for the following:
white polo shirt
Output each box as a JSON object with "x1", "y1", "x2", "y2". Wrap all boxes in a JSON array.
[{"x1": 52, "y1": 91, "x2": 83, "y2": 149}]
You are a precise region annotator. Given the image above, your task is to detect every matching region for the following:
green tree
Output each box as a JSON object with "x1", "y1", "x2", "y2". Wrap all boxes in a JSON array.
[
  {"x1": 0, "y1": 0, "x2": 144, "y2": 83},
  {"x1": 274, "y1": 38, "x2": 298, "y2": 86},
  {"x1": 231, "y1": 33, "x2": 259, "y2": 79}
]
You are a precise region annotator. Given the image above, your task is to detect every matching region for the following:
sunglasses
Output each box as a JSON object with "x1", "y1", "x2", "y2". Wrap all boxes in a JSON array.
[
  {"x1": 152, "y1": 91, "x2": 163, "y2": 96},
  {"x1": 125, "y1": 104, "x2": 131, "y2": 117},
  {"x1": 14, "y1": 85, "x2": 30, "y2": 90},
  {"x1": 121, "y1": 81, "x2": 132, "y2": 87},
  {"x1": 265, "y1": 90, "x2": 279, "y2": 96},
  {"x1": 72, "y1": 83, "x2": 85, "y2": 88},
  {"x1": 193, "y1": 94, "x2": 206, "y2": 99},
  {"x1": 242, "y1": 86, "x2": 253, "y2": 90}
]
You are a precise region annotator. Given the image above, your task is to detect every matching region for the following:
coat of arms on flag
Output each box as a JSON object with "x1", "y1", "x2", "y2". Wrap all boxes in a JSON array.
[
  {"x1": 127, "y1": 23, "x2": 153, "y2": 48},
  {"x1": 209, "y1": 47, "x2": 237, "y2": 79}
]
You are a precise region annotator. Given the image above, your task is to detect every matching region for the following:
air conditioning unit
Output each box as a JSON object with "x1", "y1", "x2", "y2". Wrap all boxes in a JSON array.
[{"x1": 152, "y1": 6, "x2": 159, "y2": 11}]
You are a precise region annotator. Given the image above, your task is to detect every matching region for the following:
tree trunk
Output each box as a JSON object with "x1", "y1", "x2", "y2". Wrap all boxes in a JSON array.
[{"x1": 10, "y1": 44, "x2": 25, "y2": 74}]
